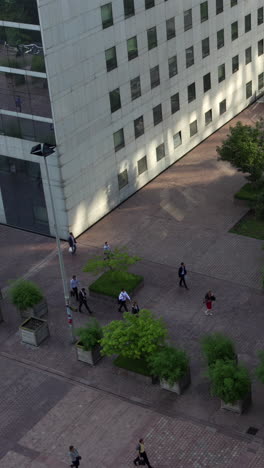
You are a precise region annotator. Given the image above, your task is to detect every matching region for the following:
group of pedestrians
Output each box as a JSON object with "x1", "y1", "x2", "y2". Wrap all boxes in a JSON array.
[
  {"x1": 70, "y1": 275, "x2": 93, "y2": 314},
  {"x1": 178, "y1": 262, "x2": 216, "y2": 315}
]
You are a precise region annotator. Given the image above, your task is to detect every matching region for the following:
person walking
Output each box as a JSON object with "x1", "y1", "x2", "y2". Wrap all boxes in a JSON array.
[
  {"x1": 178, "y1": 262, "x2": 188, "y2": 289},
  {"x1": 134, "y1": 438, "x2": 153, "y2": 467},
  {"x1": 79, "y1": 288, "x2": 93, "y2": 314},
  {"x1": 103, "y1": 241, "x2": 111, "y2": 259},
  {"x1": 118, "y1": 288, "x2": 130, "y2": 312},
  {"x1": 69, "y1": 445, "x2": 81, "y2": 467},
  {"x1": 203, "y1": 290, "x2": 216, "y2": 315},
  {"x1": 68, "y1": 232, "x2": 77, "y2": 254},
  {"x1": 70, "y1": 275, "x2": 79, "y2": 301},
  {"x1": 131, "y1": 301, "x2": 140, "y2": 315}
]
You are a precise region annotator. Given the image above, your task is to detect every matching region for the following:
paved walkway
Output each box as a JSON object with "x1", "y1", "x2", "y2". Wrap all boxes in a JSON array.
[{"x1": 0, "y1": 102, "x2": 264, "y2": 466}]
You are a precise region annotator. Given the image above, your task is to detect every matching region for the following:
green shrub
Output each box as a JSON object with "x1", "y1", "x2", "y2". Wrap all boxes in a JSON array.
[
  {"x1": 9, "y1": 279, "x2": 43, "y2": 311},
  {"x1": 201, "y1": 333, "x2": 236, "y2": 367},
  {"x1": 83, "y1": 247, "x2": 141, "y2": 275},
  {"x1": 209, "y1": 360, "x2": 251, "y2": 404},
  {"x1": 148, "y1": 345, "x2": 189, "y2": 387},
  {"x1": 234, "y1": 182, "x2": 264, "y2": 202},
  {"x1": 256, "y1": 351, "x2": 264, "y2": 384},
  {"x1": 114, "y1": 356, "x2": 151, "y2": 376},
  {"x1": 75, "y1": 319, "x2": 103, "y2": 351},
  {"x1": 89, "y1": 271, "x2": 143, "y2": 298}
]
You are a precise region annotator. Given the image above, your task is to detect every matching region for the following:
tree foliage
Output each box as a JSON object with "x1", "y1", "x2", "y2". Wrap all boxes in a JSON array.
[
  {"x1": 148, "y1": 345, "x2": 189, "y2": 386},
  {"x1": 209, "y1": 360, "x2": 251, "y2": 404},
  {"x1": 216, "y1": 120, "x2": 264, "y2": 183},
  {"x1": 83, "y1": 247, "x2": 141, "y2": 275},
  {"x1": 201, "y1": 333, "x2": 236, "y2": 367},
  {"x1": 100, "y1": 310, "x2": 167, "y2": 359},
  {"x1": 75, "y1": 319, "x2": 103, "y2": 351},
  {"x1": 9, "y1": 279, "x2": 43, "y2": 311}
]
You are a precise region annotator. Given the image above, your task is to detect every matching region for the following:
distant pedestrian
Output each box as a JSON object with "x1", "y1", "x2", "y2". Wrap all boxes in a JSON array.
[
  {"x1": 68, "y1": 232, "x2": 77, "y2": 254},
  {"x1": 79, "y1": 288, "x2": 93, "y2": 314},
  {"x1": 70, "y1": 275, "x2": 79, "y2": 301},
  {"x1": 131, "y1": 301, "x2": 140, "y2": 315},
  {"x1": 203, "y1": 290, "x2": 216, "y2": 315},
  {"x1": 103, "y1": 241, "x2": 111, "y2": 260},
  {"x1": 178, "y1": 262, "x2": 188, "y2": 289},
  {"x1": 118, "y1": 288, "x2": 130, "y2": 312},
  {"x1": 134, "y1": 438, "x2": 152, "y2": 467},
  {"x1": 69, "y1": 445, "x2": 81, "y2": 467}
]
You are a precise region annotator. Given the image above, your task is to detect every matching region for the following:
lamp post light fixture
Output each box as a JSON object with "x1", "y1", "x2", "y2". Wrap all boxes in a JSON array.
[{"x1": 31, "y1": 143, "x2": 75, "y2": 343}]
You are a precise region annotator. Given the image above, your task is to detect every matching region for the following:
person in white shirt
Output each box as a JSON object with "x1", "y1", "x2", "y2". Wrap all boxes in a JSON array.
[
  {"x1": 103, "y1": 241, "x2": 111, "y2": 259},
  {"x1": 70, "y1": 275, "x2": 79, "y2": 301},
  {"x1": 118, "y1": 289, "x2": 130, "y2": 312}
]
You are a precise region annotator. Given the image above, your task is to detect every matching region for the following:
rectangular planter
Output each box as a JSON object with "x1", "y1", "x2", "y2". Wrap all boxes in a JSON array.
[
  {"x1": 20, "y1": 300, "x2": 48, "y2": 319},
  {"x1": 76, "y1": 342, "x2": 102, "y2": 366},
  {"x1": 20, "y1": 317, "x2": 49, "y2": 346},
  {"x1": 220, "y1": 389, "x2": 252, "y2": 414},
  {"x1": 89, "y1": 279, "x2": 144, "y2": 304},
  {"x1": 160, "y1": 367, "x2": 191, "y2": 395}
]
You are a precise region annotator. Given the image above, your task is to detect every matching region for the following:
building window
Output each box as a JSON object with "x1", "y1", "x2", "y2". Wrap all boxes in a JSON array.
[
  {"x1": 105, "y1": 46, "x2": 117, "y2": 71},
  {"x1": 147, "y1": 27, "x2": 158, "y2": 50},
  {"x1": 200, "y1": 2, "x2": 208, "y2": 22},
  {"x1": 150, "y1": 65, "x2": 160, "y2": 89},
  {"x1": 156, "y1": 143, "x2": 165, "y2": 161},
  {"x1": 186, "y1": 46, "x2": 194, "y2": 68},
  {"x1": 258, "y1": 39, "x2": 264, "y2": 56},
  {"x1": 130, "y1": 76, "x2": 141, "y2": 100},
  {"x1": 231, "y1": 21, "x2": 238, "y2": 41},
  {"x1": 258, "y1": 72, "x2": 264, "y2": 90},
  {"x1": 205, "y1": 109, "x2": 212, "y2": 125},
  {"x1": 134, "y1": 116, "x2": 144, "y2": 139},
  {"x1": 216, "y1": 0, "x2": 223, "y2": 14},
  {"x1": 219, "y1": 99, "x2": 226, "y2": 115},
  {"x1": 184, "y1": 9, "x2": 192, "y2": 31},
  {"x1": 245, "y1": 14, "x2": 251, "y2": 33},
  {"x1": 202, "y1": 37, "x2": 210, "y2": 58},
  {"x1": 101, "y1": 3, "x2": 113, "y2": 29},
  {"x1": 231, "y1": 0, "x2": 237, "y2": 6},
  {"x1": 190, "y1": 120, "x2": 198, "y2": 137},
  {"x1": 246, "y1": 81, "x2": 252, "y2": 99},
  {"x1": 168, "y1": 56, "x2": 178, "y2": 78},
  {"x1": 173, "y1": 131, "x2": 182, "y2": 148},
  {"x1": 118, "y1": 169, "x2": 128, "y2": 189},
  {"x1": 137, "y1": 156, "x2": 148, "y2": 175},
  {"x1": 203, "y1": 73, "x2": 211, "y2": 92},
  {"x1": 109, "y1": 88, "x2": 121, "y2": 113},
  {"x1": 218, "y1": 63, "x2": 225, "y2": 82},
  {"x1": 113, "y1": 129, "x2": 125, "y2": 152},
  {"x1": 258, "y1": 7, "x2": 264, "y2": 25},
  {"x1": 153, "y1": 104, "x2": 162, "y2": 126},
  {"x1": 124, "y1": 0, "x2": 135, "y2": 18},
  {"x1": 217, "y1": 29, "x2": 224, "y2": 49},
  {"x1": 245, "y1": 47, "x2": 252, "y2": 65},
  {"x1": 166, "y1": 18, "x2": 176, "y2": 40},
  {"x1": 145, "y1": 0, "x2": 155, "y2": 9},
  {"x1": 232, "y1": 55, "x2": 239, "y2": 73},
  {"x1": 171, "y1": 93, "x2": 180, "y2": 114},
  {"x1": 127, "y1": 36, "x2": 138, "y2": 60},
  {"x1": 188, "y1": 82, "x2": 196, "y2": 103}
]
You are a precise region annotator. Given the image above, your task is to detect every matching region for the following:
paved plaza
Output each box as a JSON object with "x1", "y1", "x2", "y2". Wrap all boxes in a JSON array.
[{"x1": 0, "y1": 102, "x2": 264, "y2": 466}]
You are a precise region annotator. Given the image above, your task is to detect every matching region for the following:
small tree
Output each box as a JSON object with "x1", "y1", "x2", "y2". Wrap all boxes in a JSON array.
[
  {"x1": 148, "y1": 346, "x2": 189, "y2": 386},
  {"x1": 75, "y1": 319, "x2": 103, "y2": 351},
  {"x1": 9, "y1": 279, "x2": 43, "y2": 311},
  {"x1": 209, "y1": 360, "x2": 251, "y2": 404},
  {"x1": 256, "y1": 350, "x2": 264, "y2": 384},
  {"x1": 100, "y1": 310, "x2": 167, "y2": 359},
  {"x1": 201, "y1": 333, "x2": 236, "y2": 367},
  {"x1": 216, "y1": 121, "x2": 264, "y2": 184},
  {"x1": 83, "y1": 247, "x2": 141, "y2": 276}
]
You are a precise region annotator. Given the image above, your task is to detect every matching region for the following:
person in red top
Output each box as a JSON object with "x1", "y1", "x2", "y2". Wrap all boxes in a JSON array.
[{"x1": 204, "y1": 290, "x2": 216, "y2": 315}]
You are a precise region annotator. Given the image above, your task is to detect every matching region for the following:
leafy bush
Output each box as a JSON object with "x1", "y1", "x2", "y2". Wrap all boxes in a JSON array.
[
  {"x1": 75, "y1": 319, "x2": 103, "y2": 351},
  {"x1": 83, "y1": 247, "x2": 141, "y2": 275},
  {"x1": 9, "y1": 279, "x2": 43, "y2": 311},
  {"x1": 89, "y1": 271, "x2": 143, "y2": 298},
  {"x1": 209, "y1": 360, "x2": 251, "y2": 404},
  {"x1": 148, "y1": 345, "x2": 189, "y2": 387},
  {"x1": 234, "y1": 182, "x2": 264, "y2": 202},
  {"x1": 114, "y1": 356, "x2": 151, "y2": 376},
  {"x1": 100, "y1": 310, "x2": 167, "y2": 359},
  {"x1": 201, "y1": 333, "x2": 236, "y2": 367},
  {"x1": 256, "y1": 350, "x2": 264, "y2": 384}
]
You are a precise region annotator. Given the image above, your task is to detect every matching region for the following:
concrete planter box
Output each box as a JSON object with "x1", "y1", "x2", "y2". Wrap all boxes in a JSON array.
[
  {"x1": 20, "y1": 317, "x2": 49, "y2": 346},
  {"x1": 76, "y1": 341, "x2": 102, "y2": 366},
  {"x1": 89, "y1": 279, "x2": 144, "y2": 304},
  {"x1": 160, "y1": 367, "x2": 191, "y2": 395},
  {"x1": 20, "y1": 300, "x2": 48, "y2": 319},
  {"x1": 220, "y1": 389, "x2": 252, "y2": 414}
]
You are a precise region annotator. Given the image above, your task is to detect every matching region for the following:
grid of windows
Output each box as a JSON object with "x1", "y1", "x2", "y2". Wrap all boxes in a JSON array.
[
  {"x1": 258, "y1": 39, "x2": 264, "y2": 56},
  {"x1": 171, "y1": 93, "x2": 180, "y2": 114},
  {"x1": 219, "y1": 99, "x2": 226, "y2": 115},
  {"x1": 246, "y1": 81, "x2": 252, "y2": 99},
  {"x1": 124, "y1": 0, "x2": 135, "y2": 18},
  {"x1": 245, "y1": 14, "x2": 251, "y2": 33},
  {"x1": 137, "y1": 156, "x2": 148, "y2": 175},
  {"x1": 203, "y1": 73, "x2": 211, "y2": 93},
  {"x1": 173, "y1": 132, "x2": 182, "y2": 148},
  {"x1": 127, "y1": 36, "x2": 138, "y2": 60},
  {"x1": 134, "y1": 116, "x2": 144, "y2": 139},
  {"x1": 245, "y1": 47, "x2": 252, "y2": 65},
  {"x1": 105, "y1": 47, "x2": 117, "y2": 71},
  {"x1": 232, "y1": 55, "x2": 239, "y2": 73},
  {"x1": 145, "y1": 0, "x2": 155, "y2": 9},
  {"x1": 259, "y1": 72, "x2": 264, "y2": 90},
  {"x1": 153, "y1": 104, "x2": 162, "y2": 126},
  {"x1": 109, "y1": 89, "x2": 121, "y2": 113},
  {"x1": 147, "y1": 27, "x2": 158, "y2": 50},
  {"x1": 218, "y1": 64, "x2": 225, "y2": 83},
  {"x1": 156, "y1": 143, "x2": 165, "y2": 161},
  {"x1": 190, "y1": 120, "x2": 198, "y2": 137},
  {"x1": 258, "y1": 7, "x2": 264, "y2": 25},
  {"x1": 231, "y1": 21, "x2": 238, "y2": 41},
  {"x1": 166, "y1": 17, "x2": 176, "y2": 40},
  {"x1": 216, "y1": 0, "x2": 223, "y2": 15},
  {"x1": 217, "y1": 29, "x2": 224, "y2": 49},
  {"x1": 101, "y1": 3, "x2": 113, "y2": 29},
  {"x1": 118, "y1": 169, "x2": 128, "y2": 189},
  {"x1": 205, "y1": 109, "x2": 212, "y2": 125},
  {"x1": 150, "y1": 66, "x2": 160, "y2": 89},
  {"x1": 202, "y1": 37, "x2": 210, "y2": 58},
  {"x1": 184, "y1": 9, "x2": 192, "y2": 31},
  {"x1": 114, "y1": 129, "x2": 125, "y2": 152},
  {"x1": 130, "y1": 77, "x2": 141, "y2": 100},
  {"x1": 168, "y1": 56, "x2": 178, "y2": 78},
  {"x1": 200, "y1": 2, "x2": 208, "y2": 22},
  {"x1": 186, "y1": 46, "x2": 194, "y2": 68},
  {"x1": 188, "y1": 83, "x2": 196, "y2": 103},
  {"x1": 231, "y1": 0, "x2": 237, "y2": 6}
]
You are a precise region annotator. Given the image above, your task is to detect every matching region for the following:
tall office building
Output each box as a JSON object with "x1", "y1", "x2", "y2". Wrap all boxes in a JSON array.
[{"x1": 0, "y1": 0, "x2": 263, "y2": 237}]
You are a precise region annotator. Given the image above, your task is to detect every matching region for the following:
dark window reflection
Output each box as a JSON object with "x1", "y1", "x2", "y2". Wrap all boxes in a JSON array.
[
  {"x1": 0, "y1": 72, "x2": 51, "y2": 117},
  {"x1": 0, "y1": 114, "x2": 55, "y2": 144},
  {"x1": 0, "y1": 26, "x2": 44, "y2": 72},
  {"x1": 0, "y1": 0, "x2": 39, "y2": 25}
]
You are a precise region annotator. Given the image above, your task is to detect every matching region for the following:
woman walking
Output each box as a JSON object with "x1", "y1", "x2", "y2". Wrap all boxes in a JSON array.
[{"x1": 203, "y1": 290, "x2": 216, "y2": 315}]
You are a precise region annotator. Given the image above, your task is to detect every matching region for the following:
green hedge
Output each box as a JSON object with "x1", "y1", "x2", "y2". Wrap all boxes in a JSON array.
[
  {"x1": 234, "y1": 183, "x2": 264, "y2": 202},
  {"x1": 89, "y1": 271, "x2": 143, "y2": 298},
  {"x1": 114, "y1": 356, "x2": 151, "y2": 376}
]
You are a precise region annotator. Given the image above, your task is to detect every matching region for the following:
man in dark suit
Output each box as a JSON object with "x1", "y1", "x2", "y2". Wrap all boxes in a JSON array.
[
  {"x1": 79, "y1": 288, "x2": 93, "y2": 314},
  {"x1": 178, "y1": 262, "x2": 189, "y2": 289}
]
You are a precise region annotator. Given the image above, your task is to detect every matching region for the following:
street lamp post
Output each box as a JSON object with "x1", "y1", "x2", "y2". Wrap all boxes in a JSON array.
[{"x1": 31, "y1": 143, "x2": 75, "y2": 343}]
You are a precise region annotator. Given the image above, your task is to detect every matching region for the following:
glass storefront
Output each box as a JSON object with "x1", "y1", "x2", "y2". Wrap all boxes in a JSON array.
[
  {"x1": 0, "y1": 0, "x2": 39, "y2": 25},
  {"x1": 0, "y1": 114, "x2": 55, "y2": 144}
]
